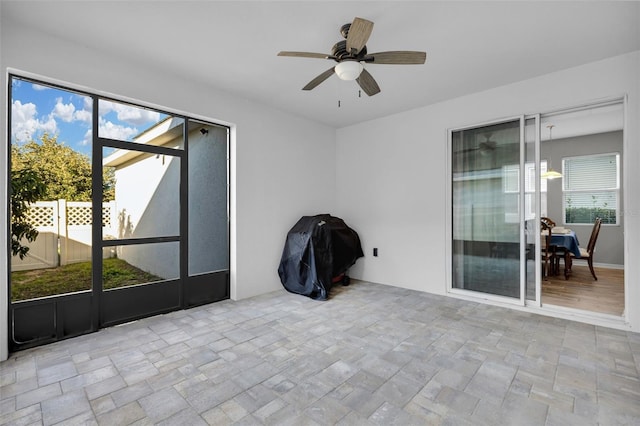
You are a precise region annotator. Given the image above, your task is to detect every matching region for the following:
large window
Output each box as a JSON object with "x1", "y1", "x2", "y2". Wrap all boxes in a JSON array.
[
  {"x1": 562, "y1": 153, "x2": 619, "y2": 225},
  {"x1": 8, "y1": 74, "x2": 230, "y2": 351}
]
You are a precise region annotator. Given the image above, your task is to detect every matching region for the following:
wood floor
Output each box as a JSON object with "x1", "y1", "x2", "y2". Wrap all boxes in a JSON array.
[{"x1": 542, "y1": 263, "x2": 624, "y2": 316}]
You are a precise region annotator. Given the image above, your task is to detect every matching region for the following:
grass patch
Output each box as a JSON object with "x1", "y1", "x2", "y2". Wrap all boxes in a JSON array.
[{"x1": 11, "y1": 258, "x2": 162, "y2": 302}]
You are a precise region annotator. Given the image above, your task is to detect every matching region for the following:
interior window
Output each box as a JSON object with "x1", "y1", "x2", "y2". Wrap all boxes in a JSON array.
[{"x1": 562, "y1": 153, "x2": 619, "y2": 225}]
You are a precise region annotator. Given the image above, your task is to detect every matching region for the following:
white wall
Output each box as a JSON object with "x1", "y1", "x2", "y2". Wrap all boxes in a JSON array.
[
  {"x1": 336, "y1": 51, "x2": 640, "y2": 330},
  {"x1": 0, "y1": 22, "x2": 336, "y2": 360}
]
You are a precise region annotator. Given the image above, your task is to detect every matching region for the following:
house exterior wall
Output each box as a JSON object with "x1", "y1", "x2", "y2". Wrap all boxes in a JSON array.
[
  {"x1": 335, "y1": 51, "x2": 640, "y2": 331},
  {"x1": 188, "y1": 125, "x2": 229, "y2": 276},
  {"x1": 111, "y1": 150, "x2": 181, "y2": 279},
  {"x1": 0, "y1": 20, "x2": 336, "y2": 361},
  {"x1": 112, "y1": 153, "x2": 181, "y2": 241},
  {"x1": 106, "y1": 125, "x2": 230, "y2": 278}
]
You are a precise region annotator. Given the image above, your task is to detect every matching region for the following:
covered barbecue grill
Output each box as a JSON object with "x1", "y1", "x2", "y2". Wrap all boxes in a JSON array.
[{"x1": 277, "y1": 214, "x2": 363, "y2": 300}]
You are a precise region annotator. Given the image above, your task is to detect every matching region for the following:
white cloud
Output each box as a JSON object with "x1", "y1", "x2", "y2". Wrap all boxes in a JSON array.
[
  {"x1": 12, "y1": 100, "x2": 37, "y2": 123},
  {"x1": 74, "y1": 109, "x2": 92, "y2": 124},
  {"x1": 52, "y1": 98, "x2": 76, "y2": 122},
  {"x1": 52, "y1": 96, "x2": 93, "y2": 124},
  {"x1": 83, "y1": 96, "x2": 93, "y2": 111},
  {"x1": 11, "y1": 100, "x2": 58, "y2": 143},
  {"x1": 98, "y1": 117, "x2": 138, "y2": 141},
  {"x1": 99, "y1": 99, "x2": 115, "y2": 115},
  {"x1": 99, "y1": 99, "x2": 161, "y2": 126},
  {"x1": 41, "y1": 117, "x2": 58, "y2": 134},
  {"x1": 32, "y1": 83, "x2": 48, "y2": 91},
  {"x1": 81, "y1": 129, "x2": 93, "y2": 147},
  {"x1": 116, "y1": 106, "x2": 160, "y2": 126}
]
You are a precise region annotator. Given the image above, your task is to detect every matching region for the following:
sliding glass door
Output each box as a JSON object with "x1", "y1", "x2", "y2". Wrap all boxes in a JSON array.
[
  {"x1": 451, "y1": 118, "x2": 525, "y2": 301},
  {"x1": 451, "y1": 101, "x2": 625, "y2": 313}
]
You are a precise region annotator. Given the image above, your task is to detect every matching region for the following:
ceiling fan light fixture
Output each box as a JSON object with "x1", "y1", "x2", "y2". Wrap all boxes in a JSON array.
[{"x1": 335, "y1": 61, "x2": 363, "y2": 81}]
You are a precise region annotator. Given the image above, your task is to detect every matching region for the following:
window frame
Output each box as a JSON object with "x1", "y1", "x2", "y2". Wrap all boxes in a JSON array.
[
  {"x1": 7, "y1": 72, "x2": 231, "y2": 352},
  {"x1": 561, "y1": 151, "x2": 620, "y2": 226}
]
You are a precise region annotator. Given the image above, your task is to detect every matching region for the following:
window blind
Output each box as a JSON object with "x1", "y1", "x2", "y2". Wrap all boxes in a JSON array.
[
  {"x1": 563, "y1": 153, "x2": 619, "y2": 224},
  {"x1": 563, "y1": 154, "x2": 618, "y2": 191}
]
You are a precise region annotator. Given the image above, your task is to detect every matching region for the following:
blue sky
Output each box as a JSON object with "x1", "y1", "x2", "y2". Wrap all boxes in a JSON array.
[{"x1": 10, "y1": 77, "x2": 165, "y2": 156}]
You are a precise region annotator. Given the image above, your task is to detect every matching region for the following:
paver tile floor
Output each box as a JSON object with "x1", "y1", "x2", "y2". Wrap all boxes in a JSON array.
[{"x1": 1, "y1": 281, "x2": 639, "y2": 425}]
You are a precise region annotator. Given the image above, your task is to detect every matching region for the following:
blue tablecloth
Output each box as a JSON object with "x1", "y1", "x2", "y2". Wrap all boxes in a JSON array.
[{"x1": 551, "y1": 231, "x2": 581, "y2": 258}]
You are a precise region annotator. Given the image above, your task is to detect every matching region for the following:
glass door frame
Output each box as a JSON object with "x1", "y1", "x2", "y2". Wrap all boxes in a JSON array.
[
  {"x1": 446, "y1": 115, "x2": 530, "y2": 306},
  {"x1": 526, "y1": 114, "x2": 542, "y2": 308}
]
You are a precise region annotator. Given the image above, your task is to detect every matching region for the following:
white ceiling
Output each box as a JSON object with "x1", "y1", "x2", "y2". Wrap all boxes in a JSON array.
[{"x1": 3, "y1": 1, "x2": 639, "y2": 128}]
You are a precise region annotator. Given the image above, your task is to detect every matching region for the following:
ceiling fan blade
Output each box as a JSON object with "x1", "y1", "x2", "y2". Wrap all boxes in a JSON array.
[
  {"x1": 455, "y1": 141, "x2": 497, "y2": 154},
  {"x1": 455, "y1": 147, "x2": 480, "y2": 154},
  {"x1": 346, "y1": 17, "x2": 374, "y2": 55},
  {"x1": 302, "y1": 67, "x2": 336, "y2": 91},
  {"x1": 365, "y1": 51, "x2": 427, "y2": 64},
  {"x1": 356, "y1": 69, "x2": 381, "y2": 96},
  {"x1": 278, "y1": 51, "x2": 331, "y2": 59}
]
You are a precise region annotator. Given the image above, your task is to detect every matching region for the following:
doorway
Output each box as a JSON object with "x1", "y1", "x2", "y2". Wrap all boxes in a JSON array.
[
  {"x1": 538, "y1": 102, "x2": 625, "y2": 316},
  {"x1": 449, "y1": 100, "x2": 625, "y2": 317}
]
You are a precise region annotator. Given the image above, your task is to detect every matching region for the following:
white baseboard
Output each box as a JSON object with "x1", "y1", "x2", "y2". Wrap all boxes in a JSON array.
[{"x1": 571, "y1": 259, "x2": 624, "y2": 270}]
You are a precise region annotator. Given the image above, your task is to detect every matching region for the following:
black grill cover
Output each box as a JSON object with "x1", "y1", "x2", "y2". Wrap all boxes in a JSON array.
[{"x1": 278, "y1": 214, "x2": 364, "y2": 300}]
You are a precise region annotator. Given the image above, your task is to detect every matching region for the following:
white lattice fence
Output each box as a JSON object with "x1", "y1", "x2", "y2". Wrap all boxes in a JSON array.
[
  {"x1": 11, "y1": 200, "x2": 117, "y2": 271},
  {"x1": 25, "y1": 203, "x2": 57, "y2": 228},
  {"x1": 11, "y1": 201, "x2": 59, "y2": 271}
]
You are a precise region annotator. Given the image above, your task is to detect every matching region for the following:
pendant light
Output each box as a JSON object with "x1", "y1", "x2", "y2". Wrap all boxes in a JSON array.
[{"x1": 542, "y1": 124, "x2": 563, "y2": 180}]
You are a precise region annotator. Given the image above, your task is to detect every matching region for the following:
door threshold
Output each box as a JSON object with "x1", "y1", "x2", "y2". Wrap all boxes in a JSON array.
[
  {"x1": 532, "y1": 303, "x2": 629, "y2": 331},
  {"x1": 447, "y1": 292, "x2": 630, "y2": 332}
]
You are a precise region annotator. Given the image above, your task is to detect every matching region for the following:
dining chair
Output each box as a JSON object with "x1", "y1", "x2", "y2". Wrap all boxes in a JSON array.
[
  {"x1": 540, "y1": 220, "x2": 555, "y2": 279},
  {"x1": 541, "y1": 216, "x2": 561, "y2": 274},
  {"x1": 567, "y1": 217, "x2": 602, "y2": 281},
  {"x1": 541, "y1": 217, "x2": 556, "y2": 229}
]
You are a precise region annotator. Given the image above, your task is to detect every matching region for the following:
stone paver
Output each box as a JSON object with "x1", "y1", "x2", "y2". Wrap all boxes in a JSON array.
[{"x1": 1, "y1": 281, "x2": 639, "y2": 424}]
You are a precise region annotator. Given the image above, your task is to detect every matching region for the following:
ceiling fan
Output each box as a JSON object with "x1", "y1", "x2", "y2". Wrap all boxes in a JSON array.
[
  {"x1": 455, "y1": 134, "x2": 498, "y2": 155},
  {"x1": 277, "y1": 17, "x2": 426, "y2": 96}
]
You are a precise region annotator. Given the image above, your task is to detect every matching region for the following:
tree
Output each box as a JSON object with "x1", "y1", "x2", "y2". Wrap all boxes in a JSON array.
[
  {"x1": 11, "y1": 133, "x2": 116, "y2": 258},
  {"x1": 12, "y1": 133, "x2": 115, "y2": 201},
  {"x1": 11, "y1": 168, "x2": 46, "y2": 259}
]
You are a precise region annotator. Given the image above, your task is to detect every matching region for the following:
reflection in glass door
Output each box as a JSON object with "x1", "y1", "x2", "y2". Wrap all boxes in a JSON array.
[{"x1": 451, "y1": 119, "x2": 523, "y2": 300}]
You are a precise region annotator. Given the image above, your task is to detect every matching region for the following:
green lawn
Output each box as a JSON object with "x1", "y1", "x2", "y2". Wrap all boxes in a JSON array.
[{"x1": 11, "y1": 258, "x2": 162, "y2": 302}]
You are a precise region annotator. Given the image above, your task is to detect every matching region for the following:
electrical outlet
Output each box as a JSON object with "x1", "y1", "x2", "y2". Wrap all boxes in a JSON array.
[{"x1": 373, "y1": 248, "x2": 378, "y2": 257}]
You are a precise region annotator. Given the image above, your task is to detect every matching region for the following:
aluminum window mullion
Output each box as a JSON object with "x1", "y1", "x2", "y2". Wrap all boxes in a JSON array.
[{"x1": 99, "y1": 138, "x2": 184, "y2": 157}]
